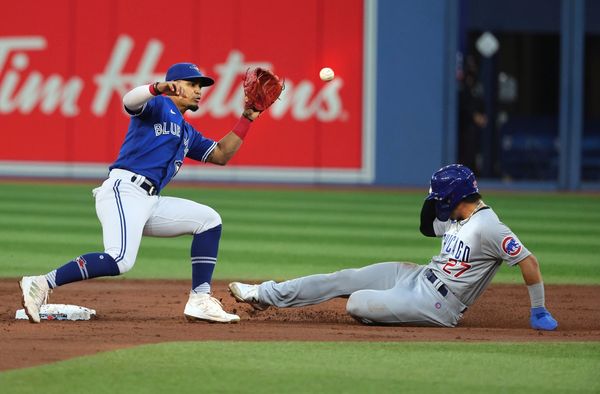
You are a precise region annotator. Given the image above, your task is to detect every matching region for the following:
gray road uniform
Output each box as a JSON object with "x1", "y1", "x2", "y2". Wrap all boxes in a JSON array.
[{"x1": 257, "y1": 204, "x2": 530, "y2": 327}]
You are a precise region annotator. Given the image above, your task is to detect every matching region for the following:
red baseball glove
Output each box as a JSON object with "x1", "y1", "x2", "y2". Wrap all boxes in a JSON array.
[{"x1": 243, "y1": 67, "x2": 284, "y2": 112}]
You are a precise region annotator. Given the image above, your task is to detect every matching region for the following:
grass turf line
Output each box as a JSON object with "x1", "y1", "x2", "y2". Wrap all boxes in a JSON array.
[
  {"x1": 0, "y1": 342, "x2": 598, "y2": 394},
  {"x1": 0, "y1": 182, "x2": 598, "y2": 283}
]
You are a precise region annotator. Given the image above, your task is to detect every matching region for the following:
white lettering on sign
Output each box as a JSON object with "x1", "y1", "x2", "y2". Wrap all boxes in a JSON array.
[
  {"x1": 0, "y1": 37, "x2": 83, "y2": 116},
  {"x1": 191, "y1": 50, "x2": 344, "y2": 122},
  {"x1": 0, "y1": 35, "x2": 346, "y2": 122},
  {"x1": 92, "y1": 35, "x2": 163, "y2": 116}
]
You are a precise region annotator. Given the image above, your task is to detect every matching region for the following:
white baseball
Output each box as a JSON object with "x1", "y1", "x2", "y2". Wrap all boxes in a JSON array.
[{"x1": 319, "y1": 67, "x2": 335, "y2": 82}]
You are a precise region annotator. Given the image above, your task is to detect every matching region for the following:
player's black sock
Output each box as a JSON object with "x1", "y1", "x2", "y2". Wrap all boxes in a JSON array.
[
  {"x1": 45, "y1": 252, "x2": 120, "y2": 288},
  {"x1": 190, "y1": 224, "x2": 221, "y2": 294}
]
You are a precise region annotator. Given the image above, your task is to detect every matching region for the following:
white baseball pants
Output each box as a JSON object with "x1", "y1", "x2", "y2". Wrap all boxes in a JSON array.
[{"x1": 93, "y1": 169, "x2": 221, "y2": 274}]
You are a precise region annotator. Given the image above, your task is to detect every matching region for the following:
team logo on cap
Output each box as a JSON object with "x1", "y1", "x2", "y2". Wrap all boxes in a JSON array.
[
  {"x1": 190, "y1": 64, "x2": 200, "y2": 71},
  {"x1": 501, "y1": 236, "x2": 522, "y2": 256}
]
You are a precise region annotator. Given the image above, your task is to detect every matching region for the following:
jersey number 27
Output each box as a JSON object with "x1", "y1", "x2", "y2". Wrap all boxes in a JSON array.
[{"x1": 442, "y1": 259, "x2": 472, "y2": 278}]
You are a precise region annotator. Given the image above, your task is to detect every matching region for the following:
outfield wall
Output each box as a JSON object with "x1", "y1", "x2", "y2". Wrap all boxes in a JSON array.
[
  {"x1": 0, "y1": 0, "x2": 375, "y2": 184},
  {"x1": 0, "y1": 0, "x2": 596, "y2": 189}
]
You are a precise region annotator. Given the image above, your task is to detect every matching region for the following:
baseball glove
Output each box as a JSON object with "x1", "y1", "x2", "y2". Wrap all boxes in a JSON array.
[{"x1": 243, "y1": 67, "x2": 284, "y2": 112}]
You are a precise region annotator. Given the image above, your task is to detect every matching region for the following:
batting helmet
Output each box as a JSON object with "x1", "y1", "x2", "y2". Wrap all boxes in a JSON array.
[{"x1": 427, "y1": 164, "x2": 479, "y2": 221}]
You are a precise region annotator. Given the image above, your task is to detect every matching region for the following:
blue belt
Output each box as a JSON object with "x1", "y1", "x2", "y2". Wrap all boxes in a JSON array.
[{"x1": 426, "y1": 269, "x2": 448, "y2": 297}]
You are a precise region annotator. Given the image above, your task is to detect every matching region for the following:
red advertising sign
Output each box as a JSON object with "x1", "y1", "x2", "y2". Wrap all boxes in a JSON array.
[{"x1": 0, "y1": 0, "x2": 373, "y2": 182}]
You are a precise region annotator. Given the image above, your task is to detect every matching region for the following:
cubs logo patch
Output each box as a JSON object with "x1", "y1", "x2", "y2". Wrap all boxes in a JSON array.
[{"x1": 502, "y1": 236, "x2": 522, "y2": 257}]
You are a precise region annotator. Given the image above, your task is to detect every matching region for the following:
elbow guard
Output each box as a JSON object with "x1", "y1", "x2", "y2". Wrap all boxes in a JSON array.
[{"x1": 419, "y1": 199, "x2": 437, "y2": 237}]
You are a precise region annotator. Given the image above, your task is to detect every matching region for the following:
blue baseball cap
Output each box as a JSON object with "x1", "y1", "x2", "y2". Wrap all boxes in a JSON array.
[{"x1": 165, "y1": 62, "x2": 214, "y2": 86}]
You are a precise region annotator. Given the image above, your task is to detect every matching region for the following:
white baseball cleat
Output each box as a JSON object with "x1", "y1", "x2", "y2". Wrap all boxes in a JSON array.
[
  {"x1": 184, "y1": 292, "x2": 240, "y2": 323},
  {"x1": 228, "y1": 282, "x2": 270, "y2": 311},
  {"x1": 19, "y1": 276, "x2": 51, "y2": 324}
]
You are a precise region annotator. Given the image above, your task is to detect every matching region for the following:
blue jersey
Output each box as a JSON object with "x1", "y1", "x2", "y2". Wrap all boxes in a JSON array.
[{"x1": 110, "y1": 96, "x2": 217, "y2": 193}]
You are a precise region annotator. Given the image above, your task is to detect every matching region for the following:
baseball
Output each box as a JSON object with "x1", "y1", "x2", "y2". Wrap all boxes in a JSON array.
[{"x1": 319, "y1": 67, "x2": 335, "y2": 82}]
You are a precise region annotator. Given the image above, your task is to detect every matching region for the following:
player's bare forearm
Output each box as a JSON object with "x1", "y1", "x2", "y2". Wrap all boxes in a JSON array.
[
  {"x1": 207, "y1": 132, "x2": 243, "y2": 165},
  {"x1": 519, "y1": 254, "x2": 557, "y2": 330},
  {"x1": 207, "y1": 109, "x2": 260, "y2": 165},
  {"x1": 518, "y1": 255, "x2": 543, "y2": 285}
]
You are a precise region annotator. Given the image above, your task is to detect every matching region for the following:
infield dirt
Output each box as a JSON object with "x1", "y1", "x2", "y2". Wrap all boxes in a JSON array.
[{"x1": 1, "y1": 279, "x2": 598, "y2": 371}]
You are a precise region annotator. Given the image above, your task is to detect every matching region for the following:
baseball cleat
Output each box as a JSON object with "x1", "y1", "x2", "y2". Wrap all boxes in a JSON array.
[
  {"x1": 184, "y1": 292, "x2": 240, "y2": 323},
  {"x1": 19, "y1": 276, "x2": 51, "y2": 324},
  {"x1": 228, "y1": 282, "x2": 270, "y2": 311},
  {"x1": 530, "y1": 307, "x2": 558, "y2": 331}
]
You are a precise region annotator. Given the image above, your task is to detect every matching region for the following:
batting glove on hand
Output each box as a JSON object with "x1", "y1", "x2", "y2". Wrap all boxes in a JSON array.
[{"x1": 530, "y1": 307, "x2": 558, "y2": 331}]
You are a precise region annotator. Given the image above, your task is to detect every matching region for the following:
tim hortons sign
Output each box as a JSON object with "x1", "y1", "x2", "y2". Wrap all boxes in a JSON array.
[{"x1": 0, "y1": 0, "x2": 372, "y2": 182}]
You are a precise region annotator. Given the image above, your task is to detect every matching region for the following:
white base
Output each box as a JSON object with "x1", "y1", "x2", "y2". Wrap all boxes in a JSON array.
[{"x1": 15, "y1": 304, "x2": 96, "y2": 321}]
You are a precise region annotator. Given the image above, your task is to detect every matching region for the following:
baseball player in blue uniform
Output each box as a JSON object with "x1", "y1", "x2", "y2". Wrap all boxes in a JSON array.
[
  {"x1": 229, "y1": 164, "x2": 558, "y2": 330},
  {"x1": 20, "y1": 62, "x2": 261, "y2": 323}
]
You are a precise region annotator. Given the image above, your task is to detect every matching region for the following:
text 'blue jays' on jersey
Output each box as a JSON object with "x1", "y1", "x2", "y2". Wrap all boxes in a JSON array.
[{"x1": 110, "y1": 96, "x2": 217, "y2": 193}]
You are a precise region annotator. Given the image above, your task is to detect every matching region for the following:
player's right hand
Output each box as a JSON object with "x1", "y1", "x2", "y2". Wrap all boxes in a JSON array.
[
  {"x1": 530, "y1": 307, "x2": 558, "y2": 331},
  {"x1": 157, "y1": 81, "x2": 186, "y2": 97}
]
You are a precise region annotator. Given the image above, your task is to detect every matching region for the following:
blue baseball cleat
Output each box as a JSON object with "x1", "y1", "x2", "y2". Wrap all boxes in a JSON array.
[{"x1": 530, "y1": 307, "x2": 558, "y2": 331}]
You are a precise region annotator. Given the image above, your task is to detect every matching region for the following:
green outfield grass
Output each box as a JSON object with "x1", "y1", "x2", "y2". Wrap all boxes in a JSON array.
[
  {"x1": 0, "y1": 341, "x2": 598, "y2": 394},
  {"x1": 2, "y1": 182, "x2": 599, "y2": 391},
  {"x1": 1, "y1": 182, "x2": 599, "y2": 283}
]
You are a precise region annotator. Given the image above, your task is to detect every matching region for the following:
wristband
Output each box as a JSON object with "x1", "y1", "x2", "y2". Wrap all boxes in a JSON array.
[
  {"x1": 527, "y1": 282, "x2": 545, "y2": 308},
  {"x1": 232, "y1": 115, "x2": 252, "y2": 140},
  {"x1": 149, "y1": 82, "x2": 161, "y2": 96}
]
